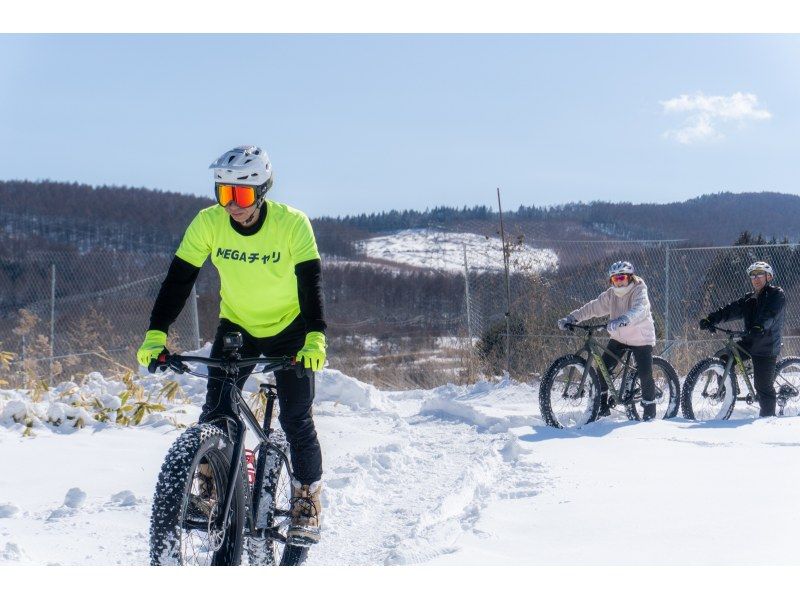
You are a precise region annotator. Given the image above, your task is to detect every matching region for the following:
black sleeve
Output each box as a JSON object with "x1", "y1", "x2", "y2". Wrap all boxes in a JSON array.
[
  {"x1": 753, "y1": 287, "x2": 786, "y2": 330},
  {"x1": 148, "y1": 256, "x2": 201, "y2": 333},
  {"x1": 295, "y1": 258, "x2": 327, "y2": 334},
  {"x1": 709, "y1": 296, "x2": 746, "y2": 325}
]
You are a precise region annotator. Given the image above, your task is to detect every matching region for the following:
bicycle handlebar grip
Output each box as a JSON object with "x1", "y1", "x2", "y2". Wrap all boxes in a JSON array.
[
  {"x1": 147, "y1": 350, "x2": 170, "y2": 374},
  {"x1": 290, "y1": 357, "x2": 310, "y2": 379}
]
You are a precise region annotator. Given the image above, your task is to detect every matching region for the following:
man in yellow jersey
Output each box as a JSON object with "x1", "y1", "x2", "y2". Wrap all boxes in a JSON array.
[{"x1": 136, "y1": 145, "x2": 326, "y2": 544}]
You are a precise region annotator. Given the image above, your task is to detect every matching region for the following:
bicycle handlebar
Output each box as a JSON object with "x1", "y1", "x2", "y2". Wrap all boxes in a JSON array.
[
  {"x1": 565, "y1": 321, "x2": 628, "y2": 332},
  {"x1": 148, "y1": 352, "x2": 308, "y2": 378},
  {"x1": 708, "y1": 324, "x2": 747, "y2": 336}
]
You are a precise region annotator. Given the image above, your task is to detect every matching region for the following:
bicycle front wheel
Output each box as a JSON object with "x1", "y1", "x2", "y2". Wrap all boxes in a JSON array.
[
  {"x1": 775, "y1": 356, "x2": 800, "y2": 417},
  {"x1": 681, "y1": 357, "x2": 739, "y2": 421},
  {"x1": 150, "y1": 424, "x2": 246, "y2": 566},
  {"x1": 626, "y1": 356, "x2": 681, "y2": 420},
  {"x1": 246, "y1": 430, "x2": 309, "y2": 566},
  {"x1": 539, "y1": 354, "x2": 601, "y2": 429}
]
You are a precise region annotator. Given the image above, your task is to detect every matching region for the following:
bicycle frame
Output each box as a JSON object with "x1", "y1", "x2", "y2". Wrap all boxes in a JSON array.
[
  {"x1": 567, "y1": 324, "x2": 638, "y2": 408},
  {"x1": 705, "y1": 326, "x2": 758, "y2": 403},
  {"x1": 159, "y1": 352, "x2": 301, "y2": 543}
]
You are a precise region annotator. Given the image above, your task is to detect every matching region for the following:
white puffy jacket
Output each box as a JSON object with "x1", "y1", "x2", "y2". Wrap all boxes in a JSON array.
[{"x1": 569, "y1": 278, "x2": 656, "y2": 347}]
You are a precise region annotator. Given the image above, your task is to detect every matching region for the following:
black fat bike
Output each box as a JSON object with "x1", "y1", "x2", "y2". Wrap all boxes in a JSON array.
[
  {"x1": 148, "y1": 332, "x2": 311, "y2": 566},
  {"x1": 539, "y1": 322, "x2": 681, "y2": 429},
  {"x1": 681, "y1": 325, "x2": 800, "y2": 420}
]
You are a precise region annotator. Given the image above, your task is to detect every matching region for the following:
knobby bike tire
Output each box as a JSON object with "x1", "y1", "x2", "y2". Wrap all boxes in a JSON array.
[
  {"x1": 775, "y1": 356, "x2": 800, "y2": 417},
  {"x1": 150, "y1": 423, "x2": 246, "y2": 565},
  {"x1": 246, "y1": 430, "x2": 309, "y2": 566},
  {"x1": 539, "y1": 354, "x2": 601, "y2": 429},
  {"x1": 625, "y1": 356, "x2": 681, "y2": 421},
  {"x1": 681, "y1": 357, "x2": 739, "y2": 421}
]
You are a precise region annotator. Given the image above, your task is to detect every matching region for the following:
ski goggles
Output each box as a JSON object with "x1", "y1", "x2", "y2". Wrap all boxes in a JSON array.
[
  {"x1": 610, "y1": 274, "x2": 630, "y2": 283},
  {"x1": 749, "y1": 271, "x2": 767, "y2": 279},
  {"x1": 215, "y1": 184, "x2": 257, "y2": 208}
]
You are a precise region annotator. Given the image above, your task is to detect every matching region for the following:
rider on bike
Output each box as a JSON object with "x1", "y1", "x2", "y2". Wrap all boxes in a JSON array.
[
  {"x1": 136, "y1": 145, "x2": 326, "y2": 544},
  {"x1": 699, "y1": 261, "x2": 786, "y2": 417},
  {"x1": 557, "y1": 261, "x2": 658, "y2": 420}
]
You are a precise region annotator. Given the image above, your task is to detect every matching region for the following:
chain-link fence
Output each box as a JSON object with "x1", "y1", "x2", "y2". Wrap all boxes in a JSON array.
[
  {"x1": 4, "y1": 225, "x2": 799, "y2": 390},
  {"x1": 0, "y1": 248, "x2": 200, "y2": 387},
  {"x1": 464, "y1": 239, "x2": 800, "y2": 380}
]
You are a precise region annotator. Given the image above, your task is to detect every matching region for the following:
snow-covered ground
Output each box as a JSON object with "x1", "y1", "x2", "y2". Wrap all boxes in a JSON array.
[
  {"x1": 356, "y1": 229, "x2": 559, "y2": 274},
  {"x1": 1, "y1": 361, "x2": 799, "y2": 566}
]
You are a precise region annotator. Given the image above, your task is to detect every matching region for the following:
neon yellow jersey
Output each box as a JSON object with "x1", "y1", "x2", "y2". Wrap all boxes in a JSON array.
[{"x1": 175, "y1": 200, "x2": 320, "y2": 338}]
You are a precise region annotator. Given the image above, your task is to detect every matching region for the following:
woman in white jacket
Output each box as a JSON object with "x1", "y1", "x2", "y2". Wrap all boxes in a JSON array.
[{"x1": 557, "y1": 261, "x2": 657, "y2": 420}]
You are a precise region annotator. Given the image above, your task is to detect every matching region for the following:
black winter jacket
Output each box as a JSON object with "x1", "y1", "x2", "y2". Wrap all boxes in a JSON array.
[{"x1": 707, "y1": 284, "x2": 786, "y2": 357}]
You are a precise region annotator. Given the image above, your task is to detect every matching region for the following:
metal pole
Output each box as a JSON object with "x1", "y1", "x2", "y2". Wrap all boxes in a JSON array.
[
  {"x1": 50, "y1": 263, "x2": 55, "y2": 387},
  {"x1": 462, "y1": 244, "x2": 473, "y2": 342},
  {"x1": 664, "y1": 245, "x2": 671, "y2": 345},
  {"x1": 190, "y1": 284, "x2": 201, "y2": 351},
  {"x1": 497, "y1": 187, "x2": 512, "y2": 373}
]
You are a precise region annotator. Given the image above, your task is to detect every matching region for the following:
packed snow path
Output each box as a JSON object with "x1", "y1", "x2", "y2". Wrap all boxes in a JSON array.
[{"x1": 2, "y1": 369, "x2": 799, "y2": 565}]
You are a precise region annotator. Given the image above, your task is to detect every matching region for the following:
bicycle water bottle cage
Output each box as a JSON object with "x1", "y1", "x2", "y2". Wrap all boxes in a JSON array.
[{"x1": 223, "y1": 332, "x2": 244, "y2": 354}]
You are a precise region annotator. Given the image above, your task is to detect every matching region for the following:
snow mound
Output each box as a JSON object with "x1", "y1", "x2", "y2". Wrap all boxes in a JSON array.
[
  {"x1": 419, "y1": 378, "x2": 540, "y2": 432},
  {"x1": 356, "y1": 228, "x2": 559, "y2": 274},
  {"x1": 107, "y1": 490, "x2": 140, "y2": 507},
  {"x1": 0, "y1": 503, "x2": 20, "y2": 518},
  {"x1": 1, "y1": 542, "x2": 27, "y2": 562},
  {"x1": 63, "y1": 487, "x2": 87, "y2": 509},
  {"x1": 314, "y1": 369, "x2": 399, "y2": 415}
]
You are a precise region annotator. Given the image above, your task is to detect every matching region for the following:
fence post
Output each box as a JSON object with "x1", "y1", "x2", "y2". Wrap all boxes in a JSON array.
[
  {"x1": 462, "y1": 244, "x2": 475, "y2": 380},
  {"x1": 497, "y1": 187, "x2": 512, "y2": 373},
  {"x1": 664, "y1": 245, "x2": 671, "y2": 347},
  {"x1": 50, "y1": 263, "x2": 56, "y2": 387},
  {"x1": 462, "y1": 244, "x2": 473, "y2": 342},
  {"x1": 189, "y1": 284, "x2": 201, "y2": 351}
]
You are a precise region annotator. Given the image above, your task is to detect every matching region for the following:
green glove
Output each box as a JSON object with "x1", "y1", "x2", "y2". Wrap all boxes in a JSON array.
[
  {"x1": 137, "y1": 330, "x2": 167, "y2": 368},
  {"x1": 296, "y1": 332, "x2": 326, "y2": 372}
]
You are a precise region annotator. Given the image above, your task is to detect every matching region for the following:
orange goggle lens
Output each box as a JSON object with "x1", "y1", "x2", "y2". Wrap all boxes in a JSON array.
[
  {"x1": 216, "y1": 184, "x2": 256, "y2": 208},
  {"x1": 610, "y1": 274, "x2": 629, "y2": 283}
]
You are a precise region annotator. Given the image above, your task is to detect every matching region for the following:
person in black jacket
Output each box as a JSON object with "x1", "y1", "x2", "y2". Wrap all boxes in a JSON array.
[
  {"x1": 136, "y1": 145, "x2": 326, "y2": 544},
  {"x1": 699, "y1": 261, "x2": 786, "y2": 417}
]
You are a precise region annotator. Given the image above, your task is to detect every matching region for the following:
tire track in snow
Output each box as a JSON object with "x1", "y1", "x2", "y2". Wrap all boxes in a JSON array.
[{"x1": 308, "y1": 412, "x2": 544, "y2": 565}]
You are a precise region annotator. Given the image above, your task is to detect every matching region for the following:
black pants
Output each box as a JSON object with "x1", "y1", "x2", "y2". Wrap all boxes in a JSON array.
[
  {"x1": 598, "y1": 339, "x2": 655, "y2": 409},
  {"x1": 752, "y1": 356, "x2": 778, "y2": 417},
  {"x1": 200, "y1": 317, "x2": 323, "y2": 484}
]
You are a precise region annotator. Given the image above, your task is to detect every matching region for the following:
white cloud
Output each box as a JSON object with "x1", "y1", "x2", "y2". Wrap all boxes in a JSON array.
[{"x1": 660, "y1": 92, "x2": 772, "y2": 144}]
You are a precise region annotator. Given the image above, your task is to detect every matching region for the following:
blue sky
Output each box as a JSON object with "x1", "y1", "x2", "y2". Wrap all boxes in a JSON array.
[{"x1": 1, "y1": 34, "x2": 799, "y2": 218}]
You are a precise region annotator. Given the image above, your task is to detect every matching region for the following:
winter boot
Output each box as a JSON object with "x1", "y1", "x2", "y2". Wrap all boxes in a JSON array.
[
  {"x1": 641, "y1": 399, "x2": 657, "y2": 421},
  {"x1": 287, "y1": 479, "x2": 322, "y2": 546}
]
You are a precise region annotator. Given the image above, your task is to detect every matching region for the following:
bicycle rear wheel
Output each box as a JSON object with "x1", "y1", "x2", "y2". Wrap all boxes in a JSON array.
[
  {"x1": 539, "y1": 354, "x2": 601, "y2": 428},
  {"x1": 246, "y1": 430, "x2": 309, "y2": 566},
  {"x1": 150, "y1": 424, "x2": 246, "y2": 565},
  {"x1": 625, "y1": 356, "x2": 681, "y2": 420},
  {"x1": 681, "y1": 357, "x2": 739, "y2": 421},
  {"x1": 775, "y1": 356, "x2": 800, "y2": 417}
]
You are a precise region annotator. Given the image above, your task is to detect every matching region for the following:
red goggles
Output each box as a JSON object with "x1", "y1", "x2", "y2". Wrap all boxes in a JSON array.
[
  {"x1": 215, "y1": 184, "x2": 257, "y2": 208},
  {"x1": 610, "y1": 274, "x2": 630, "y2": 283}
]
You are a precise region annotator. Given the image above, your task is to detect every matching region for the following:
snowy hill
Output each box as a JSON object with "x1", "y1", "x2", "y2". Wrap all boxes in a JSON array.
[
  {"x1": 355, "y1": 228, "x2": 559, "y2": 274},
  {"x1": 1, "y1": 363, "x2": 798, "y2": 565}
]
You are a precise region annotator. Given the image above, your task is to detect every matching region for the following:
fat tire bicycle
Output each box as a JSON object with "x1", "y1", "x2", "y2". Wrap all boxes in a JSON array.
[
  {"x1": 539, "y1": 322, "x2": 681, "y2": 429},
  {"x1": 148, "y1": 332, "x2": 311, "y2": 566},
  {"x1": 681, "y1": 324, "x2": 800, "y2": 420}
]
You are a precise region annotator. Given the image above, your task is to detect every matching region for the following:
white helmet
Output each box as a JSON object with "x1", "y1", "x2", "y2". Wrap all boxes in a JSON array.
[
  {"x1": 608, "y1": 261, "x2": 634, "y2": 278},
  {"x1": 747, "y1": 261, "x2": 774, "y2": 277},
  {"x1": 209, "y1": 145, "x2": 273, "y2": 192}
]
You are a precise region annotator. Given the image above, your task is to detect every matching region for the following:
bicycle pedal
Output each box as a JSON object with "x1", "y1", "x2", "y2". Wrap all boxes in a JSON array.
[{"x1": 287, "y1": 526, "x2": 320, "y2": 546}]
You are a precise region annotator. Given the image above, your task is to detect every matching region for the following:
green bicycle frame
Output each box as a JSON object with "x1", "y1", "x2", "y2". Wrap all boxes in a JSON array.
[{"x1": 570, "y1": 326, "x2": 637, "y2": 407}]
